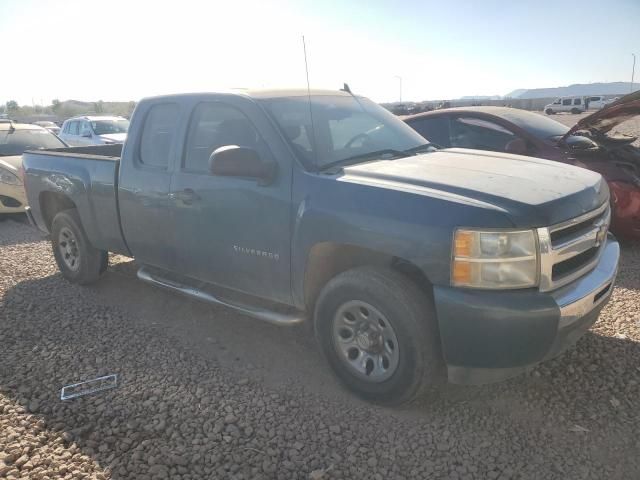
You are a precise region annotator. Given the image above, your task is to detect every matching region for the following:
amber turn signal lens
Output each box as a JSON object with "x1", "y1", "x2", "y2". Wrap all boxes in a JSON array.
[
  {"x1": 452, "y1": 260, "x2": 471, "y2": 284},
  {"x1": 454, "y1": 231, "x2": 474, "y2": 257}
]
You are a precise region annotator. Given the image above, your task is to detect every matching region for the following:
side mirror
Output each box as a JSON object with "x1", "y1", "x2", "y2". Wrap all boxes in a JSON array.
[
  {"x1": 209, "y1": 145, "x2": 276, "y2": 185},
  {"x1": 504, "y1": 138, "x2": 528, "y2": 155}
]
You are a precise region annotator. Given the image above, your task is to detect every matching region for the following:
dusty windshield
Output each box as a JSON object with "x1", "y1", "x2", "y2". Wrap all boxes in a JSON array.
[{"x1": 260, "y1": 95, "x2": 428, "y2": 169}]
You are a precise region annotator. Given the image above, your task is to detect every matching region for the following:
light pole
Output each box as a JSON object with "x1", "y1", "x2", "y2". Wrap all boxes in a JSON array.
[
  {"x1": 394, "y1": 76, "x2": 402, "y2": 103},
  {"x1": 632, "y1": 53, "x2": 636, "y2": 93}
]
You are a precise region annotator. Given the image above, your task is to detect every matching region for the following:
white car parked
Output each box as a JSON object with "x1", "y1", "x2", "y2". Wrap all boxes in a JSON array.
[
  {"x1": 59, "y1": 115, "x2": 129, "y2": 146},
  {"x1": 544, "y1": 97, "x2": 586, "y2": 115}
]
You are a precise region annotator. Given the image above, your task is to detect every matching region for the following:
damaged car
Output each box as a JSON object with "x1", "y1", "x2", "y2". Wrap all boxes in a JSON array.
[{"x1": 403, "y1": 91, "x2": 640, "y2": 238}]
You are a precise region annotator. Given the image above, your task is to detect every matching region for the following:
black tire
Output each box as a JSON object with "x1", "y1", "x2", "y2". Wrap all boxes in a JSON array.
[
  {"x1": 313, "y1": 266, "x2": 443, "y2": 405},
  {"x1": 51, "y1": 209, "x2": 108, "y2": 285},
  {"x1": 571, "y1": 108, "x2": 581, "y2": 114},
  {"x1": 545, "y1": 108, "x2": 554, "y2": 115}
]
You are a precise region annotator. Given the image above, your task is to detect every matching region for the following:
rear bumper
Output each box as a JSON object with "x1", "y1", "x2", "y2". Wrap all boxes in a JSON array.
[{"x1": 434, "y1": 235, "x2": 619, "y2": 385}]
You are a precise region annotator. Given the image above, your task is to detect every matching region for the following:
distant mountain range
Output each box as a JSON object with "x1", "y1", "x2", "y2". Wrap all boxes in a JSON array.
[{"x1": 505, "y1": 82, "x2": 639, "y2": 99}]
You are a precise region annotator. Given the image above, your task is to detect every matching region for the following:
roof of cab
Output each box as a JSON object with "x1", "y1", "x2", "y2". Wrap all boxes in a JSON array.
[
  {"x1": 140, "y1": 89, "x2": 355, "y2": 103},
  {"x1": 63, "y1": 115, "x2": 127, "y2": 122},
  {"x1": 242, "y1": 88, "x2": 354, "y2": 99}
]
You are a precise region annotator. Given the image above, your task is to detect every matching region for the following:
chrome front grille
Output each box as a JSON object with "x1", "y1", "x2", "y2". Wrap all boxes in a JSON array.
[{"x1": 537, "y1": 202, "x2": 611, "y2": 292}]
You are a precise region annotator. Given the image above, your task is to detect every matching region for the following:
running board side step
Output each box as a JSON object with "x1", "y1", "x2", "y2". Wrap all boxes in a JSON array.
[{"x1": 137, "y1": 266, "x2": 306, "y2": 327}]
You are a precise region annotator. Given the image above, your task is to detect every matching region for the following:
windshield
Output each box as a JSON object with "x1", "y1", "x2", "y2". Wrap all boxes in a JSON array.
[
  {"x1": 260, "y1": 95, "x2": 428, "y2": 169},
  {"x1": 497, "y1": 109, "x2": 569, "y2": 140},
  {"x1": 0, "y1": 128, "x2": 66, "y2": 156},
  {"x1": 91, "y1": 119, "x2": 130, "y2": 135}
]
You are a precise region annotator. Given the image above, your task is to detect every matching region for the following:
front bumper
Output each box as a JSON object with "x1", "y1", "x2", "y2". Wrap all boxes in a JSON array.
[
  {"x1": 0, "y1": 183, "x2": 27, "y2": 214},
  {"x1": 433, "y1": 235, "x2": 619, "y2": 385}
]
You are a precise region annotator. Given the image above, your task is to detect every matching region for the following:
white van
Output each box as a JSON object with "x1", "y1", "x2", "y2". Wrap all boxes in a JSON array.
[{"x1": 544, "y1": 97, "x2": 586, "y2": 114}]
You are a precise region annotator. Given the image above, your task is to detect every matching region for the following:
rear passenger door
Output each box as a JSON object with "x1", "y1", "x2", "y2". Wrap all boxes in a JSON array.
[
  {"x1": 168, "y1": 96, "x2": 293, "y2": 304},
  {"x1": 62, "y1": 121, "x2": 81, "y2": 146},
  {"x1": 118, "y1": 102, "x2": 183, "y2": 271}
]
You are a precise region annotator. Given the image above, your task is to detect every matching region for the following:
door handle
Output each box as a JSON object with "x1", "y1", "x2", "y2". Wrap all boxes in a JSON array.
[{"x1": 169, "y1": 188, "x2": 199, "y2": 205}]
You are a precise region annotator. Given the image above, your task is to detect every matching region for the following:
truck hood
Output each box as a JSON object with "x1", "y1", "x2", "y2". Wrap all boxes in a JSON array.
[
  {"x1": 563, "y1": 90, "x2": 640, "y2": 141},
  {"x1": 99, "y1": 133, "x2": 127, "y2": 143},
  {"x1": 341, "y1": 148, "x2": 608, "y2": 227}
]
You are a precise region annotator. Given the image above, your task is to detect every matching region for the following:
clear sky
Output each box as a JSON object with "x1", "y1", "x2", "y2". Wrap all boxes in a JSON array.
[{"x1": 1, "y1": 0, "x2": 639, "y2": 105}]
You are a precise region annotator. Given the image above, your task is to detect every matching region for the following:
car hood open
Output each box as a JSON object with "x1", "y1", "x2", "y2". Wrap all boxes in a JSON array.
[
  {"x1": 341, "y1": 148, "x2": 608, "y2": 228},
  {"x1": 563, "y1": 90, "x2": 640, "y2": 141}
]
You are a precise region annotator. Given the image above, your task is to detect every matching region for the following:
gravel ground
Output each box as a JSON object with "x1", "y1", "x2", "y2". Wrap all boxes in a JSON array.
[{"x1": 1, "y1": 172, "x2": 640, "y2": 477}]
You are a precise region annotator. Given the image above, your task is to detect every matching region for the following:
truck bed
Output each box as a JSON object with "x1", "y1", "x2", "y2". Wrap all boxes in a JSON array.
[
  {"x1": 31, "y1": 143, "x2": 123, "y2": 160},
  {"x1": 22, "y1": 144, "x2": 129, "y2": 255}
]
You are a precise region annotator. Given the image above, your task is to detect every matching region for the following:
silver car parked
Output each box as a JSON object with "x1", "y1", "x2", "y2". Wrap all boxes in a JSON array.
[{"x1": 59, "y1": 115, "x2": 129, "y2": 146}]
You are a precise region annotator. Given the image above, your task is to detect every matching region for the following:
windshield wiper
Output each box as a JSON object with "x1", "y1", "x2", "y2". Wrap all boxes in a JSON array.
[
  {"x1": 403, "y1": 142, "x2": 437, "y2": 154},
  {"x1": 319, "y1": 149, "x2": 410, "y2": 171}
]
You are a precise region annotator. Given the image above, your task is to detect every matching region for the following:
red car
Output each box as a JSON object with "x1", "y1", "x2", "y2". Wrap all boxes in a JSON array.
[{"x1": 404, "y1": 91, "x2": 640, "y2": 239}]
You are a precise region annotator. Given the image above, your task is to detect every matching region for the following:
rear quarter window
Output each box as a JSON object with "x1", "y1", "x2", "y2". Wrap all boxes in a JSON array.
[{"x1": 139, "y1": 103, "x2": 180, "y2": 168}]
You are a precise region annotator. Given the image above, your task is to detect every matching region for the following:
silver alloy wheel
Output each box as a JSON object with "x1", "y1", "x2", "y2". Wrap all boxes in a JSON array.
[
  {"x1": 332, "y1": 300, "x2": 400, "y2": 382},
  {"x1": 58, "y1": 226, "x2": 80, "y2": 272}
]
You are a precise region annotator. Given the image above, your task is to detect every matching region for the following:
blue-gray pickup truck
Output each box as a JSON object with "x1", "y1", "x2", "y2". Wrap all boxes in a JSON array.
[{"x1": 22, "y1": 90, "x2": 620, "y2": 404}]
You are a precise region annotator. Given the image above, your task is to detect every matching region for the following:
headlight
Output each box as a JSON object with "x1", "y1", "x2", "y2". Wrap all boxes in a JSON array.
[
  {"x1": 452, "y1": 229, "x2": 538, "y2": 289},
  {"x1": 0, "y1": 167, "x2": 21, "y2": 186}
]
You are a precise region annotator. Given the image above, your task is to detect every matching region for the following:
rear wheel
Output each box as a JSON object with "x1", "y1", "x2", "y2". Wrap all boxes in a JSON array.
[
  {"x1": 314, "y1": 266, "x2": 443, "y2": 405},
  {"x1": 51, "y1": 209, "x2": 108, "y2": 285},
  {"x1": 571, "y1": 108, "x2": 581, "y2": 114}
]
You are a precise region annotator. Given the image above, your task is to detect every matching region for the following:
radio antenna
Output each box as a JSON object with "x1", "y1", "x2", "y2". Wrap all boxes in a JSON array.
[{"x1": 302, "y1": 35, "x2": 318, "y2": 168}]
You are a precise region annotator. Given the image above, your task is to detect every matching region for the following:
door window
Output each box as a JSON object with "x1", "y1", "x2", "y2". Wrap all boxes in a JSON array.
[
  {"x1": 562, "y1": 99, "x2": 572, "y2": 106},
  {"x1": 139, "y1": 103, "x2": 180, "y2": 168},
  {"x1": 449, "y1": 117, "x2": 515, "y2": 151},
  {"x1": 573, "y1": 98, "x2": 582, "y2": 105},
  {"x1": 183, "y1": 102, "x2": 266, "y2": 173},
  {"x1": 80, "y1": 121, "x2": 92, "y2": 136},
  {"x1": 68, "y1": 121, "x2": 79, "y2": 135},
  {"x1": 408, "y1": 116, "x2": 451, "y2": 147}
]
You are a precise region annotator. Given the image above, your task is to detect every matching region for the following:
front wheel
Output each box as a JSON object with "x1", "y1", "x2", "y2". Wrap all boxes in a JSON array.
[
  {"x1": 51, "y1": 209, "x2": 108, "y2": 285},
  {"x1": 545, "y1": 108, "x2": 554, "y2": 115},
  {"x1": 314, "y1": 266, "x2": 443, "y2": 405}
]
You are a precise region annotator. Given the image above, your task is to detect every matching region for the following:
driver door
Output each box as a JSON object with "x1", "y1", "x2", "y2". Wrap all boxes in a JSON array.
[
  {"x1": 78, "y1": 121, "x2": 95, "y2": 145},
  {"x1": 168, "y1": 96, "x2": 293, "y2": 304}
]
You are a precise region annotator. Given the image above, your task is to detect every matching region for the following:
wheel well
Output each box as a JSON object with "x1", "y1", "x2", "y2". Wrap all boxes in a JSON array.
[
  {"x1": 39, "y1": 191, "x2": 77, "y2": 231},
  {"x1": 303, "y1": 242, "x2": 432, "y2": 311}
]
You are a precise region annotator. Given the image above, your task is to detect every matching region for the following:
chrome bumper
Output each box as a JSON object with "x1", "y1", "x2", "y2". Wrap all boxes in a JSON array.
[{"x1": 551, "y1": 234, "x2": 619, "y2": 329}]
